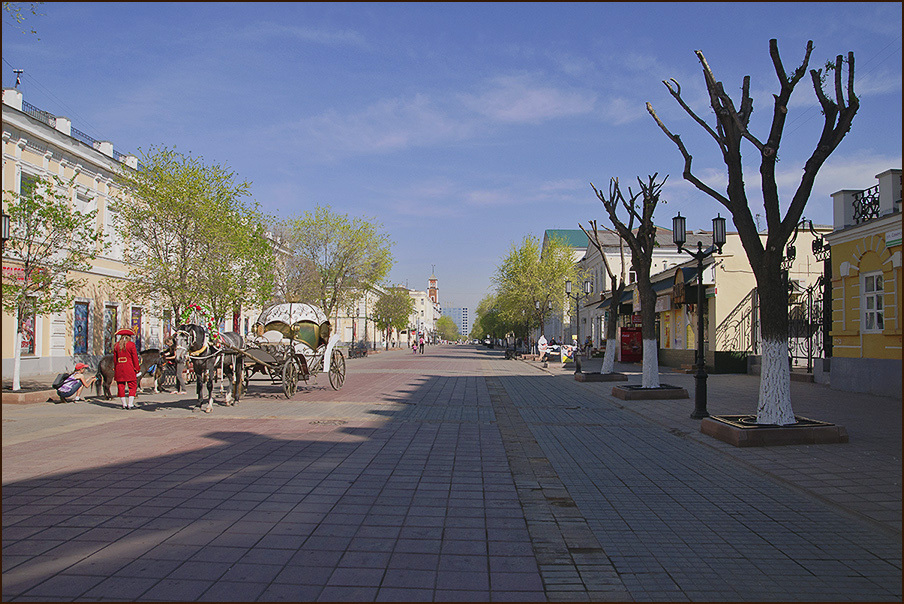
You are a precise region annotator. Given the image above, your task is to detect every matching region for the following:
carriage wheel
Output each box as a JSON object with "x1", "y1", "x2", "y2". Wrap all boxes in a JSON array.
[
  {"x1": 329, "y1": 349, "x2": 346, "y2": 390},
  {"x1": 282, "y1": 361, "x2": 298, "y2": 398}
]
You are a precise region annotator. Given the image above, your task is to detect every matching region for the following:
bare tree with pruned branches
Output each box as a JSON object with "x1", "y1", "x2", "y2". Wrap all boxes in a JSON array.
[
  {"x1": 647, "y1": 39, "x2": 858, "y2": 425},
  {"x1": 579, "y1": 219, "x2": 627, "y2": 375},
  {"x1": 591, "y1": 175, "x2": 667, "y2": 388}
]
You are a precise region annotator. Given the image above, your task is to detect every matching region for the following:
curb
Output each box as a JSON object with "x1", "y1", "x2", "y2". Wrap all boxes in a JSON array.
[{"x1": 1, "y1": 389, "x2": 57, "y2": 405}]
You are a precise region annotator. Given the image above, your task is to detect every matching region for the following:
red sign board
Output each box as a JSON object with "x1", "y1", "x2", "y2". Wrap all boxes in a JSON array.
[{"x1": 620, "y1": 327, "x2": 643, "y2": 363}]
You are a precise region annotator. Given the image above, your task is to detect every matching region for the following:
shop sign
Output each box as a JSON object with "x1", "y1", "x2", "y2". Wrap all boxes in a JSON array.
[
  {"x1": 886, "y1": 228, "x2": 902, "y2": 247},
  {"x1": 655, "y1": 295, "x2": 671, "y2": 313}
]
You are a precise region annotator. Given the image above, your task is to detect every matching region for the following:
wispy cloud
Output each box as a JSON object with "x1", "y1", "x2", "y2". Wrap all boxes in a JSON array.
[
  {"x1": 459, "y1": 74, "x2": 596, "y2": 124},
  {"x1": 291, "y1": 94, "x2": 473, "y2": 157},
  {"x1": 236, "y1": 22, "x2": 368, "y2": 48}
]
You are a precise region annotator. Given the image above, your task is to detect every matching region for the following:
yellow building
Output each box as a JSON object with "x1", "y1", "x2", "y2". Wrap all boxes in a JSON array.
[
  {"x1": 1, "y1": 89, "x2": 257, "y2": 382},
  {"x1": 826, "y1": 169, "x2": 902, "y2": 398}
]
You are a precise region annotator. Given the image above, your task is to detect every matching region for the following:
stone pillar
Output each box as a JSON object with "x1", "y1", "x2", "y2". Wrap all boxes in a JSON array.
[
  {"x1": 54, "y1": 116, "x2": 72, "y2": 136},
  {"x1": 832, "y1": 190, "x2": 859, "y2": 229},
  {"x1": 876, "y1": 169, "x2": 902, "y2": 216},
  {"x1": 3, "y1": 88, "x2": 23, "y2": 110}
]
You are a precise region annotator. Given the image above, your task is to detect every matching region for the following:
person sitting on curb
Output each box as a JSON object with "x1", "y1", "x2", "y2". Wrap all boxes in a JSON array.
[{"x1": 57, "y1": 363, "x2": 96, "y2": 403}]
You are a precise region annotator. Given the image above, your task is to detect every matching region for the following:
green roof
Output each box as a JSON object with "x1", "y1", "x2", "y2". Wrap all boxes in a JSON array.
[{"x1": 543, "y1": 229, "x2": 588, "y2": 249}]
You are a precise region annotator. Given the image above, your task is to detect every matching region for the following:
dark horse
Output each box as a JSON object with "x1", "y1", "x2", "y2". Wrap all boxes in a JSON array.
[
  {"x1": 174, "y1": 324, "x2": 244, "y2": 413},
  {"x1": 96, "y1": 349, "x2": 166, "y2": 399}
]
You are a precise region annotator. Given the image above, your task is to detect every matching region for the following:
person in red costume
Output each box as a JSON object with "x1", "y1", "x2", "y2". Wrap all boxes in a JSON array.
[{"x1": 113, "y1": 328, "x2": 141, "y2": 409}]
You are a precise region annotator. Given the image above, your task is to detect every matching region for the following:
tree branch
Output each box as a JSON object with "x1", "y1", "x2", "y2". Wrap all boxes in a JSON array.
[{"x1": 646, "y1": 103, "x2": 731, "y2": 207}]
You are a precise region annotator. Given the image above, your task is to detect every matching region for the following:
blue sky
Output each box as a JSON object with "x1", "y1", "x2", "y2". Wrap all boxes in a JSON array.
[{"x1": 3, "y1": 2, "x2": 901, "y2": 315}]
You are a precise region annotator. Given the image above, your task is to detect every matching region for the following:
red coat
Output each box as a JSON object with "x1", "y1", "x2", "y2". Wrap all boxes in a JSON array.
[{"x1": 114, "y1": 340, "x2": 141, "y2": 382}]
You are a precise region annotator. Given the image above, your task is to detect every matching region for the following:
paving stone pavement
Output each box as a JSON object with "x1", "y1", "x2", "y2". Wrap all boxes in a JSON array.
[{"x1": 2, "y1": 346, "x2": 900, "y2": 602}]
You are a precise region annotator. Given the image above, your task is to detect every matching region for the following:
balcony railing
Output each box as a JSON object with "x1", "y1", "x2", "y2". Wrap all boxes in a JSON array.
[
  {"x1": 852, "y1": 184, "x2": 880, "y2": 225},
  {"x1": 22, "y1": 100, "x2": 55, "y2": 127}
]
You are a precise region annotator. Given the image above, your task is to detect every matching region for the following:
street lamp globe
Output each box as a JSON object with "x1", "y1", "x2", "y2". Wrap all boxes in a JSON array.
[
  {"x1": 713, "y1": 214, "x2": 727, "y2": 252},
  {"x1": 672, "y1": 212, "x2": 687, "y2": 250}
]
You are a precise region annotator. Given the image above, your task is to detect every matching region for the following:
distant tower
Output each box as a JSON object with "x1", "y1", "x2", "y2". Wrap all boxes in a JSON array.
[{"x1": 428, "y1": 273, "x2": 439, "y2": 305}]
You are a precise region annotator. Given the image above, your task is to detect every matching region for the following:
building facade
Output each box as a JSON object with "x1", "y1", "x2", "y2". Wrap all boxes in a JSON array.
[
  {"x1": 2, "y1": 88, "x2": 163, "y2": 380},
  {"x1": 442, "y1": 306, "x2": 469, "y2": 338},
  {"x1": 825, "y1": 168, "x2": 902, "y2": 398}
]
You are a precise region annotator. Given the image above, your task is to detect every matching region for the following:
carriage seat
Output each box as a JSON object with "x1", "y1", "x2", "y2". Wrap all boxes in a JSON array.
[{"x1": 261, "y1": 330, "x2": 288, "y2": 344}]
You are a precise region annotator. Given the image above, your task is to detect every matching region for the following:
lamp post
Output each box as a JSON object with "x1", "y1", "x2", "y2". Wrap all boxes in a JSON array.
[
  {"x1": 673, "y1": 212, "x2": 727, "y2": 419},
  {"x1": 1, "y1": 212, "x2": 9, "y2": 253},
  {"x1": 565, "y1": 280, "x2": 593, "y2": 373}
]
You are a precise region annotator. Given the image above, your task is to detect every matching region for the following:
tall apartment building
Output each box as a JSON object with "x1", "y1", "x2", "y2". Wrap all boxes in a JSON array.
[{"x1": 442, "y1": 307, "x2": 469, "y2": 337}]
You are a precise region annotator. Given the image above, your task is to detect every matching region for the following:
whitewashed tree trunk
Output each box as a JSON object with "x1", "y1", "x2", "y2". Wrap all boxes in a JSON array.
[
  {"x1": 641, "y1": 339, "x2": 660, "y2": 388},
  {"x1": 600, "y1": 337, "x2": 617, "y2": 374},
  {"x1": 756, "y1": 338, "x2": 795, "y2": 425},
  {"x1": 12, "y1": 331, "x2": 23, "y2": 391}
]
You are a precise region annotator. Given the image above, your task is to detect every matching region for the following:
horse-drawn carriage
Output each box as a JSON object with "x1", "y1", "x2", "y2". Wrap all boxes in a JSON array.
[
  {"x1": 242, "y1": 303, "x2": 346, "y2": 397},
  {"x1": 174, "y1": 302, "x2": 345, "y2": 412}
]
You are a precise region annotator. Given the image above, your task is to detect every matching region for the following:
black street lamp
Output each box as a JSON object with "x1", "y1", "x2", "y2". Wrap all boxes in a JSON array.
[
  {"x1": 1, "y1": 212, "x2": 9, "y2": 252},
  {"x1": 673, "y1": 212, "x2": 727, "y2": 419},
  {"x1": 565, "y1": 280, "x2": 593, "y2": 374}
]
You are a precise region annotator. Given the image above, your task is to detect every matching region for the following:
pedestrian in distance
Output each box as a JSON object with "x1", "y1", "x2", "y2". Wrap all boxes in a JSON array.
[
  {"x1": 113, "y1": 328, "x2": 141, "y2": 409},
  {"x1": 412, "y1": 339, "x2": 418, "y2": 354},
  {"x1": 56, "y1": 363, "x2": 96, "y2": 403},
  {"x1": 419, "y1": 336, "x2": 425, "y2": 354}
]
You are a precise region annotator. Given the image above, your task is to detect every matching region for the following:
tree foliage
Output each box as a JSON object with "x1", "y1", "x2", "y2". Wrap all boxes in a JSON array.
[
  {"x1": 435, "y1": 315, "x2": 459, "y2": 341},
  {"x1": 470, "y1": 294, "x2": 505, "y2": 340},
  {"x1": 493, "y1": 234, "x2": 575, "y2": 338},
  {"x1": 2, "y1": 173, "x2": 105, "y2": 388},
  {"x1": 281, "y1": 205, "x2": 393, "y2": 319},
  {"x1": 113, "y1": 145, "x2": 274, "y2": 324},
  {"x1": 372, "y1": 287, "x2": 415, "y2": 337}
]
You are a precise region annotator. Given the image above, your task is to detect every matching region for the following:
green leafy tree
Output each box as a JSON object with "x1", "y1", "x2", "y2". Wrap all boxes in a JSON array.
[
  {"x1": 493, "y1": 234, "x2": 575, "y2": 339},
  {"x1": 2, "y1": 174, "x2": 105, "y2": 389},
  {"x1": 435, "y1": 315, "x2": 459, "y2": 342},
  {"x1": 114, "y1": 146, "x2": 274, "y2": 325},
  {"x1": 472, "y1": 294, "x2": 505, "y2": 341},
  {"x1": 372, "y1": 287, "x2": 415, "y2": 349},
  {"x1": 284, "y1": 205, "x2": 393, "y2": 319}
]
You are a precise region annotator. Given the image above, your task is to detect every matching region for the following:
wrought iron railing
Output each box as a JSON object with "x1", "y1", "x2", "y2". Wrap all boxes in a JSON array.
[
  {"x1": 853, "y1": 184, "x2": 880, "y2": 224},
  {"x1": 715, "y1": 287, "x2": 759, "y2": 354},
  {"x1": 22, "y1": 100, "x2": 55, "y2": 127},
  {"x1": 788, "y1": 277, "x2": 825, "y2": 372},
  {"x1": 70, "y1": 126, "x2": 98, "y2": 148}
]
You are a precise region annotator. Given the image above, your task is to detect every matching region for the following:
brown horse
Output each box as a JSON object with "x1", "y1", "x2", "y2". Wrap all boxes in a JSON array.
[{"x1": 95, "y1": 349, "x2": 166, "y2": 399}]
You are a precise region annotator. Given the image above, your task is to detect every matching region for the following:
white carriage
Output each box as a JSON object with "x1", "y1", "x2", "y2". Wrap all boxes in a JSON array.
[{"x1": 242, "y1": 303, "x2": 346, "y2": 397}]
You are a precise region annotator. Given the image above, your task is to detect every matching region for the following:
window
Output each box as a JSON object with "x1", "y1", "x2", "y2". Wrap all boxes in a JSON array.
[
  {"x1": 74, "y1": 302, "x2": 89, "y2": 354},
  {"x1": 131, "y1": 307, "x2": 143, "y2": 352},
  {"x1": 862, "y1": 272, "x2": 884, "y2": 333},
  {"x1": 20, "y1": 172, "x2": 38, "y2": 198},
  {"x1": 104, "y1": 305, "x2": 118, "y2": 355},
  {"x1": 20, "y1": 300, "x2": 36, "y2": 356}
]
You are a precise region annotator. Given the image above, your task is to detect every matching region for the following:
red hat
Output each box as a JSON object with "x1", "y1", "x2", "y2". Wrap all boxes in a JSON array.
[
  {"x1": 115, "y1": 328, "x2": 135, "y2": 337},
  {"x1": 75, "y1": 363, "x2": 88, "y2": 371}
]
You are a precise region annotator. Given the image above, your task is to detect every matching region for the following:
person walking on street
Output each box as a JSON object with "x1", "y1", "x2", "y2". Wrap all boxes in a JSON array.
[
  {"x1": 114, "y1": 328, "x2": 141, "y2": 409},
  {"x1": 419, "y1": 335, "x2": 425, "y2": 354}
]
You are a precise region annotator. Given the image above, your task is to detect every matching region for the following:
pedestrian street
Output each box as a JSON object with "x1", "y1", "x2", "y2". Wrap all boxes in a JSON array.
[{"x1": 2, "y1": 345, "x2": 900, "y2": 601}]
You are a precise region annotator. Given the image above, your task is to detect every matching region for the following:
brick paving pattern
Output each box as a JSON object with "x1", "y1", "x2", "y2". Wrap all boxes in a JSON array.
[{"x1": 2, "y1": 346, "x2": 901, "y2": 601}]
